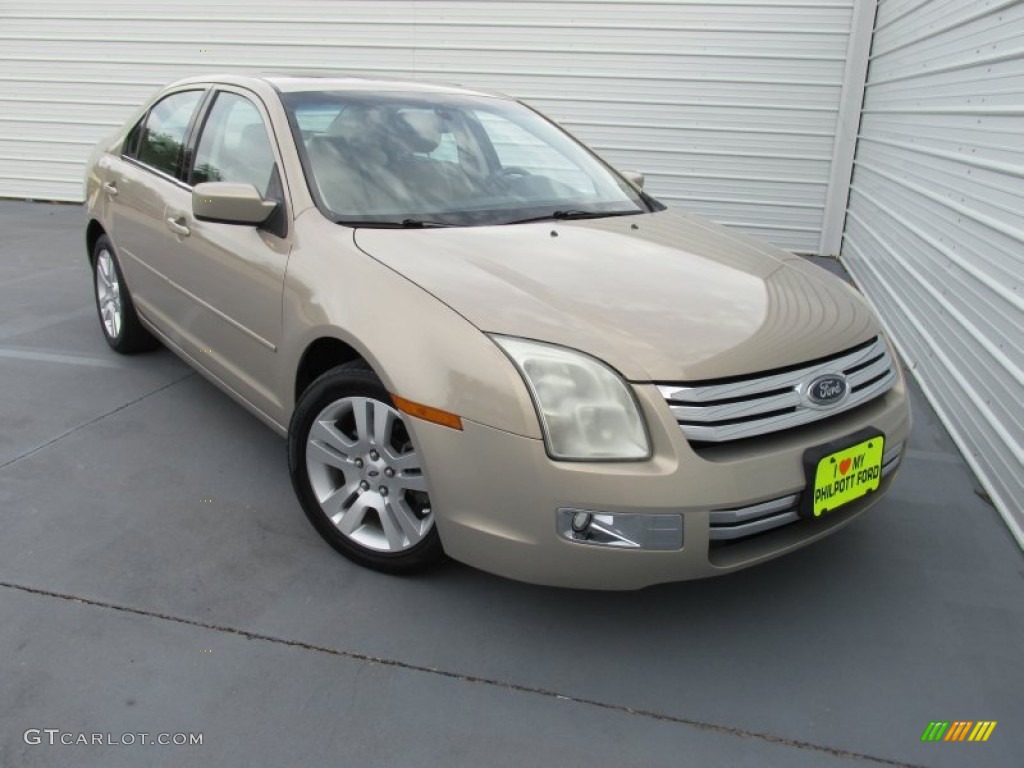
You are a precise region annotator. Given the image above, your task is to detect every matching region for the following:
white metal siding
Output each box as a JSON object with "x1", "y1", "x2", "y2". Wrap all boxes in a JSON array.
[
  {"x1": 1, "y1": 0, "x2": 862, "y2": 253},
  {"x1": 843, "y1": 0, "x2": 1024, "y2": 546}
]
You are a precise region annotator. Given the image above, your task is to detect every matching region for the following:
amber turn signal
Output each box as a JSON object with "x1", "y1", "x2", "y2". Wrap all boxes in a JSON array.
[{"x1": 391, "y1": 394, "x2": 463, "y2": 431}]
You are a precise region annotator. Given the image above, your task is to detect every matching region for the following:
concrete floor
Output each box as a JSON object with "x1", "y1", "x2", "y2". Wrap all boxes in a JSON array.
[{"x1": 1, "y1": 200, "x2": 1021, "y2": 767}]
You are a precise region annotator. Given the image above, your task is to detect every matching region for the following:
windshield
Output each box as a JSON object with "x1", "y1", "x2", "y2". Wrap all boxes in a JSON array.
[{"x1": 281, "y1": 90, "x2": 654, "y2": 227}]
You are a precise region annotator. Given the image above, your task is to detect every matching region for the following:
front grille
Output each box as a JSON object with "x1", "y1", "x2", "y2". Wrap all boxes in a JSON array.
[
  {"x1": 658, "y1": 336, "x2": 897, "y2": 444},
  {"x1": 708, "y1": 443, "x2": 903, "y2": 541}
]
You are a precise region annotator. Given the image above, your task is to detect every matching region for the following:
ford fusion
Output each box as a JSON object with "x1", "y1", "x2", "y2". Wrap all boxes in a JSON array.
[{"x1": 83, "y1": 74, "x2": 909, "y2": 589}]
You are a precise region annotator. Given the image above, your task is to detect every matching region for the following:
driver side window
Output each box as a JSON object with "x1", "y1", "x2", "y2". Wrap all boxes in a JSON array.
[{"x1": 191, "y1": 92, "x2": 280, "y2": 200}]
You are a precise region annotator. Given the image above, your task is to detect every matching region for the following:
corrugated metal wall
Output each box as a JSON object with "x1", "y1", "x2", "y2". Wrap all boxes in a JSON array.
[
  {"x1": 843, "y1": 0, "x2": 1024, "y2": 546},
  {"x1": 0, "y1": 0, "x2": 862, "y2": 253}
]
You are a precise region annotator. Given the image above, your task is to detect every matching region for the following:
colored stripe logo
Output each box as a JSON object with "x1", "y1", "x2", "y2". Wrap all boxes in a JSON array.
[{"x1": 921, "y1": 721, "x2": 997, "y2": 742}]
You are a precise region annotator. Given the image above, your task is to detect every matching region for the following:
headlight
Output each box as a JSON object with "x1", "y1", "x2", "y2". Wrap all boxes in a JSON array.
[{"x1": 492, "y1": 336, "x2": 651, "y2": 461}]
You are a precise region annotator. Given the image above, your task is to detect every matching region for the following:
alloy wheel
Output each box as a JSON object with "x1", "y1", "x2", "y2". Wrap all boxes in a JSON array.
[{"x1": 305, "y1": 396, "x2": 433, "y2": 553}]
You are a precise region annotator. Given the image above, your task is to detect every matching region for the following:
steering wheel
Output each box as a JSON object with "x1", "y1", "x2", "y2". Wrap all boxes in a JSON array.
[{"x1": 484, "y1": 165, "x2": 533, "y2": 193}]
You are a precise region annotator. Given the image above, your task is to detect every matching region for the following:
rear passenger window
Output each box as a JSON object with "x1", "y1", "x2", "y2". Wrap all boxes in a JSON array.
[
  {"x1": 123, "y1": 118, "x2": 144, "y2": 158},
  {"x1": 136, "y1": 90, "x2": 203, "y2": 177}
]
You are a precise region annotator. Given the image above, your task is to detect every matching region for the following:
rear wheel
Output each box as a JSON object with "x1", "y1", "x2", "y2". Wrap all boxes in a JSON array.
[
  {"x1": 92, "y1": 235, "x2": 158, "y2": 353},
  {"x1": 288, "y1": 363, "x2": 444, "y2": 573}
]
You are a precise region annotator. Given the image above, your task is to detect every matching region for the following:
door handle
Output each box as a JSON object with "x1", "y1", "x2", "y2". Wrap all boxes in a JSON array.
[
  {"x1": 165, "y1": 217, "x2": 191, "y2": 237},
  {"x1": 102, "y1": 181, "x2": 118, "y2": 199}
]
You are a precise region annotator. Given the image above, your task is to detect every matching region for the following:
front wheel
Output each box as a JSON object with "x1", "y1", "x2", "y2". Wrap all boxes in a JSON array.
[{"x1": 288, "y1": 363, "x2": 444, "y2": 573}]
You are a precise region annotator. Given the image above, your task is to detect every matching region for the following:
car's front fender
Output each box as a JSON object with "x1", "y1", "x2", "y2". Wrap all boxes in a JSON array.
[{"x1": 279, "y1": 210, "x2": 541, "y2": 440}]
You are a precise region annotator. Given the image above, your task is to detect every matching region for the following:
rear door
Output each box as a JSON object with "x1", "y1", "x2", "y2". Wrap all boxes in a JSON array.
[
  {"x1": 165, "y1": 87, "x2": 292, "y2": 421},
  {"x1": 105, "y1": 89, "x2": 206, "y2": 321}
]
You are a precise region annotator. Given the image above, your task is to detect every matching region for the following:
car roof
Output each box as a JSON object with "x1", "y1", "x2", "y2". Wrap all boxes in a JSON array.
[{"x1": 165, "y1": 72, "x2": 511, "y2": 100}]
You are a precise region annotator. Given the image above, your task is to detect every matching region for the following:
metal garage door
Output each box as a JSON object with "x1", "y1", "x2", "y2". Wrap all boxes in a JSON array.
[
  {"x1": 0, "y1": 0, "x2": 865, "y2": 253},
  {"x1": 842, "y1": 0, "x2": 1024, "y2": 546}
]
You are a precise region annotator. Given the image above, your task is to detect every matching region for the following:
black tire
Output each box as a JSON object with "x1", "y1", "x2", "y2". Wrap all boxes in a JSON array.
[
  {"x1": 91, "y1": 235, "x2": 159, "y2": 353},
  {"x1": 288, "y1": 361, "x2": 445, "y2": 573}
]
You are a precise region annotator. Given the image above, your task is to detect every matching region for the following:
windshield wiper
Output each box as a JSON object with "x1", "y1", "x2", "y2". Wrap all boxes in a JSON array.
[
  {"x1": 399, "y1": 218, "x2": 455, "y2": 228},
  {"x1": 333, "y1": 218, "x2": 455, "y2": 229},
  {"x1": 505, "y1": 209, "x2": 641, "y2": 225}
]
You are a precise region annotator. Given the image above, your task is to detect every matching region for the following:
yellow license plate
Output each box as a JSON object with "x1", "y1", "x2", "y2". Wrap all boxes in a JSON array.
[{"x1": 811, "y1": 436, "x2": 885, "y2": 517}]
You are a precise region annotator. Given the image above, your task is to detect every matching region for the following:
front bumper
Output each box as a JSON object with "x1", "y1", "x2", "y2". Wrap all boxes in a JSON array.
[{"x1": 412, "y1": 376, "x2": 911, "y2": 590}]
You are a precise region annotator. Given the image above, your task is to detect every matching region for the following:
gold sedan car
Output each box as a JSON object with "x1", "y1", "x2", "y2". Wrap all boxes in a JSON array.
[{"x1": 84, "y1": 74, "x2": 910, "y2": 589}]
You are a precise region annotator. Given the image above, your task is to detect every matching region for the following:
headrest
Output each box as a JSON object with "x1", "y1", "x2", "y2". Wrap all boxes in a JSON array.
[
  {"x1": 393, "y1": 110, "x2": 442, "y2": 154},
  {"x1": 325, "y1": 107, "x2": 382, "y2": 141}
]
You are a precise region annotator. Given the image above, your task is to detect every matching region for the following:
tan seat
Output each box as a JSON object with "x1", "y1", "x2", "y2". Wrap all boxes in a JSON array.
[
  {"x1": 307, "y1": 134, "x2": 368, "y2": 214},
  {"x1": 308, "y1": 107, "x2": 405, "y2": 215},
  {"x1": 309, "y1": 107, "x2": 477, "y2": 215},
  {"x1": 389, "y1": 111, "x2": 477, "y2": 209}
]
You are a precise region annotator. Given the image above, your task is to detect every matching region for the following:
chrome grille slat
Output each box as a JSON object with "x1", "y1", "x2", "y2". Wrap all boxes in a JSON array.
[
  {"x1": 881, "y1": 444, "x2": 902, "y2": 477},
  {"x1": 710, "y1": 511, "x2": 800, "y2": 540},
  {"x1": 709, "y1": 494, "x2": 800, "y2": 540},
  {"x1": 659, "y1": 337, "x2": 897, "y2": 443},
  {"x1": 709, "y1": 494, "x2": 799, "y2": 525},
  {"x1": 851, "y1": 367, "x2": 897, "y2": 401},
  {"x1": 709, "y1": 442, "x2": 904, "y2": 542},
  {"x1": 660, "y1": 339, "x2": 883, "y2": 404},
  {"x1": 846, "y1": 354, "x2": 891, "y2": 388},
  {"x1": 669, "y1": 389, "x2": 802, "y2": 423}
]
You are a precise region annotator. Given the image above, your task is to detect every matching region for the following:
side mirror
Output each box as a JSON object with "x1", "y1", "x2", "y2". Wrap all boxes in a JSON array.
[
  {"x1": 620, "y1": 170, "x2": 645, "y2": 190},
  {"x1": 193, "y1": 182, "x2": 277, "y2": 225}
]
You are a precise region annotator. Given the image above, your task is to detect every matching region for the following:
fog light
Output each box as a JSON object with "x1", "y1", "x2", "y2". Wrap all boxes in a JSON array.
[
  {"x1": 557, "y1": 508, "x2": 683, "y2": 550},
  {"x1": 571, "y1": 511, "x2": 593, "y2": 533}
]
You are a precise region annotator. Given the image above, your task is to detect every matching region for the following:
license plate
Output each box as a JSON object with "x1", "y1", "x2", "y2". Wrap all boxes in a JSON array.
[{"x1": 803, "y1": 432, "x2": 885, "y2": 518}]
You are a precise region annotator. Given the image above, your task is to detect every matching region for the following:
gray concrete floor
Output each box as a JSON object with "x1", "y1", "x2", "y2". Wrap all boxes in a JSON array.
[{"x1": 1, "y1": 200, "x2": 1021, "y2": 768}]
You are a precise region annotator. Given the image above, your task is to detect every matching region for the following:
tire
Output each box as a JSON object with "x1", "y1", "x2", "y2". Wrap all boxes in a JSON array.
[
  {"x1": 288, "y1": 362, "x2": 445, "y2": 573},
  {"x1": 91, "y1": 235, "x2": 159, "y2": 353}
]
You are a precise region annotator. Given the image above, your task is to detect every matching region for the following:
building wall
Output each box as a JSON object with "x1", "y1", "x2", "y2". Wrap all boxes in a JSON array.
[
  {"x1": 843, "y1": 0, "x2": 1024, "y2": 546},
  {"x1": 0, "y1": 0, "x2": 865, "y2": 253}
]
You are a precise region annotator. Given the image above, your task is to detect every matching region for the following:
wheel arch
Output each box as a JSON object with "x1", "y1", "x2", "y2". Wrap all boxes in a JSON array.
[
  {"x1": 294, "y1": 336, "x2": 368, "y2": 403},
  {"x1": 86, "y1": 219, "x2": 107, "y2": 264}
]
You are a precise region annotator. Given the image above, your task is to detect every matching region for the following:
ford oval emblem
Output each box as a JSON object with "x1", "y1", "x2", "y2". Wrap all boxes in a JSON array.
[{"x1": 806, "y1": 374, "x2": 847, "y2": 406}]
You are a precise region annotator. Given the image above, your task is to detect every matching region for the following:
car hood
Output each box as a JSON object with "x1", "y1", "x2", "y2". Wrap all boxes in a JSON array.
[{"x1": 353, "y1": 210, "x2": 879, "y2": 381}]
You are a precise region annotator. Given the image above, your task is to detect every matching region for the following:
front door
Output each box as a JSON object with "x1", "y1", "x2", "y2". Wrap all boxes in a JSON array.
[{"x1": 163, "y1": 88, "x2": 292, "y2": 423}]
